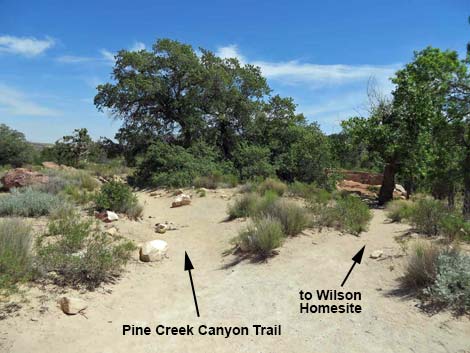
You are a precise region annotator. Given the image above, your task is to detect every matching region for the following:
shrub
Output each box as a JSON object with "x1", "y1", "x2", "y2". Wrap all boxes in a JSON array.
[
  {"x1": 0, "y1": 124, "x2": 34, "y2": 167},
  {"x1": 400, "y1": 242, "x2": 440, "y2": 291},
  {"x1": 386, "y1": 200, "x2": 414, "y2": 223},
  {"x1": 36, "y1": 169, "x2": 99, "y2": 201},
  {"x1": 0, "y1": 219, "x2": 32, "y2": 294},
  {"x1": 237, "y1": 216, "x2": 284, "y2": 258},
  {"x1": 63, "y1": 184, "x2": 95, "y2": 205},
  {"x1": 84, "y1": 158, "x2": 131, "y2": 178},
  {"x1": 125, "y1": 202, "x2": 144, "y2": 220},
  {"x1": 439, "y1": 213, "x2": 470, "y2": 242},
  {"x1": 35, "y1": 212, "x2": 135, "y2": 289},
  {"x1": 260, "y1": 199, "x2": 310, "y2": 236},
  {"x1": 410, "y1": 198, "x2": 447, "y2": 236},
  {"x1": 288, "y1": 181, "x2": 319, "y2": 198},
  {"x1": 233, "y1": 143, "x2": 276, "y2": 181},
  {"x1": 425, "y1": 252, "x2": 470, "y2": 313},
  {"x1": 95, "y1": 181, "x2": 142, "y2": 218},
  {"x1": 238, "y1": 182, "x2": 257, "y2": 194},
  {"x1": 258, "y1": 178, "x2": 287, "y2": 196},
  {"x1": 310, "y1": 194, "x2": 371, "y2": 235},
  {"x1": 334, "y1": 195, "x2": 372, "y2": 235},
  {"x1": 196, "y1": 188, "x2": 206, "y2": 197},
  {"x1": 133, "y1": 141, "x2": 231, "y2": 188},
  {"x1": 254, "y1": 190, "x2": 279, "y2": 215},
  {"x1": 193, "y1": 173, "x2": 239, "y2": 190},
  {"x1": 227, "y1": 193, "x2": 259, "y2": 219},
  {"x1": 0, "y1": 188, "x2": 63, "y2": 217}
]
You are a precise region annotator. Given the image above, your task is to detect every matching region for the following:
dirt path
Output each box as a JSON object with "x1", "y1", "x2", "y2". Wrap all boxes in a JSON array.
[{"x1": 1, "y1": 190, "x2": 469, "y2": 353}]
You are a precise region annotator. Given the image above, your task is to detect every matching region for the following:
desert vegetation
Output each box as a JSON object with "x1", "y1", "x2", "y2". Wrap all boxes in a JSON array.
[{"x1": 0, "y1": 35, "x2": 470, "y2": 324}]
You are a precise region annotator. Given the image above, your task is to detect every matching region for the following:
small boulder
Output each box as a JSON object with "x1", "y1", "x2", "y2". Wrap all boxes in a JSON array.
[
  {"x1": 1, "y1": 168, "x2": 49, "y2": 190},
  {"x1": 155, "y1": 223, "x2": 168, "y2": 234},
  {"x1": 174, "y1": 189, "x2": 184, "y2": 195},
  {"x1": 96, "y1": 211, "x2": 119, "y2": 223},
  {"x1": 105, "y1": 227, "x2": 118, "y2": 236},
  {"x1": 58, "y1": 297, "x2": 87, "y2": 315},
  {"x1": 171, "y1": 194, "x2": 191, "y2": 208},
  {"x1": 394, "y1": 184, "x2": 406, "y2": 195},
  {"x1": 139, "y1": 240, "x2": 168, "y2": 262},
  {"x1": 370, "y1": 250, "x2": 384, "y2": 259}
]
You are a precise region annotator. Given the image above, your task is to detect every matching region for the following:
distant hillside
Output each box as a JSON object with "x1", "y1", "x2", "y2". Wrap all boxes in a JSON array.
[{"x1": 29, "y1": 142, "x2": 53, "y2": 151}]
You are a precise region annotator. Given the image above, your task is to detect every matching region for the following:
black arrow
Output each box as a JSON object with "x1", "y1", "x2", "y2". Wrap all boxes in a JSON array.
[
  {"x1": 341, "y1": 246, "x2": 365, "y2": 287},
  {"x1": 184, "y1": 251, "x2": 200, "y2": 317}
]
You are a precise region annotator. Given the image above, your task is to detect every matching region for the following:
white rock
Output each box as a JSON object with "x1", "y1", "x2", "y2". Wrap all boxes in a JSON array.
[
  {"x1": 171, "y1": 194, "x2": 191, "y2": 208},
  {"x1": 370, "y1": 250, "x2": 384, "y2": 259},
  {"x1": 394, "y1": 184, "x2": 406, "y2": 194},
  {"x1": 139, "y1": 240, "x2": 168, "y2": 262},
  {"x1": 106, "y1": 211, "x2": 119, "y2": 221},
  {"x1": 58, "y1": 297, "x2": 87, "y2": 315}
]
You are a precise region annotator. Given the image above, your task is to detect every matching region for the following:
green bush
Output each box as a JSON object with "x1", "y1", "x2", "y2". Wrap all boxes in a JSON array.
[
  {"x1": 0, "y1": 219, "x2": 32, "y2": 294},
  {"x1": 386, "y1": 200, "x2": 415, "y2": 223},
  {"x1": 95, "y1": 181, "x2": 142, "y2": 218},
  {"x1": 410, "y1": 198, "x2": 447, "y2": 236},
  {"x1": 133, "y1": 141, "x2": 232, "y2": 188},
  {"x1": 425, "y1": 252, "x2": 470, "y2": 313},
  {"x1": 233, "y1": 143, "x2": 275, "y2": 181},
  {"x1": 35, "y1": 212, "x2": 135, "y2": 289},
  {"x1": 227, "y1": 193, "x2": 259, "y2": 219},
  {"x1": 288, "y1": 181, "x2": 319, "y2": 198},
  {"x1": 0, "y1": 124, "x2": 34, "y2": 167},
  {"x1": 260, "y1": 199, "x2": 310, "y2": 236},
  {"x1": 237, "y1": 216, "x2": 284, "y2": 258},
  {"x1": 254, "y1": 190, "x2": 280, "y2": 215},
  {"x1": 310, "y1": 194, "x2": 371, "y2": 235},
  {"x1": 439, "y1": 213, "x2": 470, "y2": 242},
  {"x1": 0, "y1": 188, "x2": 63, "y2": 217},
  {"x1": 258, "y1": 178, "x2": 287, "y2": 196}
]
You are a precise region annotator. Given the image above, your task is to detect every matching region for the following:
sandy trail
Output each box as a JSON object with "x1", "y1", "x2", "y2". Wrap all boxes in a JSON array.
[{"x1": 1, "y1": 190, "x2": 469, "y2": 353}]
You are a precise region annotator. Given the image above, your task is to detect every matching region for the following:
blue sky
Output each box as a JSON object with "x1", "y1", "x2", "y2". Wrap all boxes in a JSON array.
[{"x1": 0, "y1": 0, "x2": 468, "y2": 142}]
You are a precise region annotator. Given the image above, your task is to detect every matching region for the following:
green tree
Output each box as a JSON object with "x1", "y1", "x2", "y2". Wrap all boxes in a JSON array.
[
  {"x1": 0, "y1": 124, "x2": 33, "y2": 167},
  {"x1": 344, "y1": 48, "x2": 466, "y2": 205},
  {"x1": 53, "y1": 128, "x2": 94, "y2": 167}
]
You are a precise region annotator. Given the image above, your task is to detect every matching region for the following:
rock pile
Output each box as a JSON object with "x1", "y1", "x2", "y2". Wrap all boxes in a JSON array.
[{"x1": 0, "y1": 168, "x2": 49, "y2": 190}]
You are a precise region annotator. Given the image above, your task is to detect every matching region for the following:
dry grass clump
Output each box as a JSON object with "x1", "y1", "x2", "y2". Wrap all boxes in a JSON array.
[
  {"x1": 386, "y1": 199, "x2": 414, "y2": 223},
  {"x1": 258, "y1": 178, "x2": 287, "y2": 196},
  {"x1": 0, "y1": 219, "x2": 32, "y2": 295},
  {"x1": 237, "y1": 216, "x2": 284, "y2": 258}
]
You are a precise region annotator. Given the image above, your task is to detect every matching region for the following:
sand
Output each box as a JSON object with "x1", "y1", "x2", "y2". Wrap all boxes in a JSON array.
[{"x1": 1, "y1": 190, "x2": 469, "y2": 353}]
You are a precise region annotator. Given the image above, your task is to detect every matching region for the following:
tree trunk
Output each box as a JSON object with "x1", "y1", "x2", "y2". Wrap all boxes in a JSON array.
[
  {"x1": 378, "y1": 162, "x2": 396, "y2": 206},
  {"x1": 447, "y1": 186, "x2": 455, "y2": 210},
  {"x1": 463, "y1": 151, "x2": 470, "y2": 220}
]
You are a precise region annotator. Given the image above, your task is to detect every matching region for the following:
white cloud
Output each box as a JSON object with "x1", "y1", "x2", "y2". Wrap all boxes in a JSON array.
[
  {"x1": 216, "y1": 44, "x2": 399, "y2": 90},
  {"x1": 0, "y1": 35, "x2": 55, "y2": 57},
  {"x1": 0, "y1": 84, "x2": 61, "y2": 116},
  {"x1": 56, "y1": 55, "x2": 96, "y2": 63},
  {"x1": 255, "y1": 60, "x2": 398, "y2": 87},
  {"x1": 130, "y1": 41, "x2": 146, "y2": 51},
  {"x1": 100, "y1": 49, "x2": 115, "y2": 64},
  {"x1": 216, "y1": 44, "x2": 245, "y2": 63}
]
